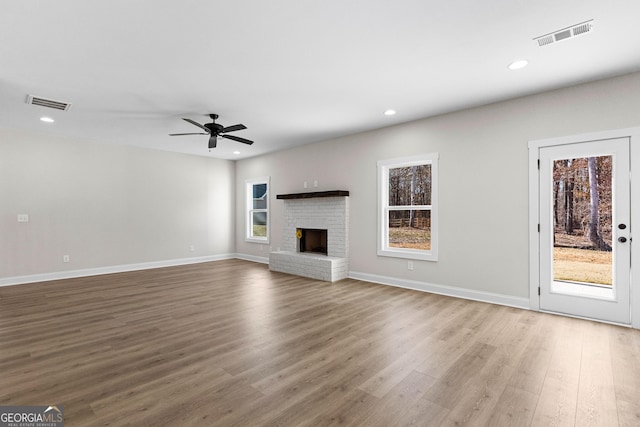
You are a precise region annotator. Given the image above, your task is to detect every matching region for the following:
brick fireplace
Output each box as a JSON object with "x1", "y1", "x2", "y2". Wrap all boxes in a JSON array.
[{"x1": 269, "y1": 191, "x2": 349, "y2": 282}]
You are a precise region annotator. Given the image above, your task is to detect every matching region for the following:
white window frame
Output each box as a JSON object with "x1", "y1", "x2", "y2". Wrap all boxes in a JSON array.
[
  {"x1": 246, "y1": 177, "x2": 270, "y2": 243},
  {"x1": 377, "y1": 153, "x2": 438, "y2": 261}
]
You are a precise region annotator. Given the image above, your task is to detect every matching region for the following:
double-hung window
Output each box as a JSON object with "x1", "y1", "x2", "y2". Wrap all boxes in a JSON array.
[
  {"x1": 246, "y1": 177, "x2": 269, "y2": 243},
  {"x1": 378, "y1": 153, "x2": 438, "y2": 261}
]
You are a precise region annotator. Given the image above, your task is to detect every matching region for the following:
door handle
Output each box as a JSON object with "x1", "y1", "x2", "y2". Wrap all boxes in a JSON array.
[{"x1": 618, "y1": 237, "x2": 628, "y2": 243}]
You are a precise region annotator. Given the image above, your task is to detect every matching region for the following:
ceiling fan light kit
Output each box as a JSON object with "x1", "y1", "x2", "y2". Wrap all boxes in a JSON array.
[{"x1": 169, "y1": 113, "x2": 253, "y2": 150}]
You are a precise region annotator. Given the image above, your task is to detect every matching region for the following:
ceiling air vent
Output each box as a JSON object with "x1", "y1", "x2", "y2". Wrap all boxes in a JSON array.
[
  {"x1": 534, "y1": 20, "x2": 594, "y2": 47},
  {"x1": 536, "y1": 35, "x2": 554, "y2": 47},
  {"x1": 26, "y1": 94, "x2": 71, "y2": 111}
]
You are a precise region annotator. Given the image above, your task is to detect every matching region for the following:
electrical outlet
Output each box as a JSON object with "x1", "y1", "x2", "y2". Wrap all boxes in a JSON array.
[
  {"x1": 313, "y1": 180, "x2": 318, "y2": 188},
  {"x1": 189, "y1": 245, "x2": 195, "y2": 252},
  {"x1": 63, "y1": 255, "x2": 70, "y2": 263},
  {"x1": 407, "y1": 261, "x2": 414, "y2": 270},
  {"x1": 17, "y1": 214, "x2": 29, "y2": 223},
  {"x1": 304, "y1": 181, "x2": 308, "y2": 189}
]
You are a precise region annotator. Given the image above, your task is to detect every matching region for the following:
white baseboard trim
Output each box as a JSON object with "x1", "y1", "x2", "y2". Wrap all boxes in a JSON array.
[
  {"x1": 348, "y1": 271, "x2": 530, "y2": 310},
  {"x1": 0, "y1": 254, "x2": 236, "y2": 287},
  {"x1": 234, "y1": 253, "x2": 269, "y2": 264}
]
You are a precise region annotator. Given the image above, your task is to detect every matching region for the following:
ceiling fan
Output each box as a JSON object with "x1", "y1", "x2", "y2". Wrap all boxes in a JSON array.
[{"x1": 169, "y1": 114, "x2": 253, "y2": 149}]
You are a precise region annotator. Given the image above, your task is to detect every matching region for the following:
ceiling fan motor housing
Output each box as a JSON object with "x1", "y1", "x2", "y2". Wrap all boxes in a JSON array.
[{"x1": 205, "y1": 123, "x2": 224, "y2": 134}]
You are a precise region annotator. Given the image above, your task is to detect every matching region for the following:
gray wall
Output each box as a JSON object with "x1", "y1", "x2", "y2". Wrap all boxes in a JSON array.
[
  {"x1": 4, "y1": 71, "x2": 640, "y2": 298},
  {"x1": 1, "y1": 129, "x2": 235, "y2": 279},
  {"x1": 235, "y1": 71, "x2": 640, "y2": 299}
]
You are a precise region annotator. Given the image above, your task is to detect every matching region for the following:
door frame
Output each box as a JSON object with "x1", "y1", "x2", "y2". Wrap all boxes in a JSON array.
[{"x1": 529, "y1": 126, "x2": 640, "y2": 329}]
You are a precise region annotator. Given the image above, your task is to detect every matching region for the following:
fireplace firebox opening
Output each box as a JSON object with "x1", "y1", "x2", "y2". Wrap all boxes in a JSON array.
[{"x1": 299, "y1": 228, "x2": 328, "y2": 255}]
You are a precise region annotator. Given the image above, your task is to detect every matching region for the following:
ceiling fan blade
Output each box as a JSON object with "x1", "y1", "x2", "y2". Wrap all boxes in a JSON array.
[
  {"x1": 182, "y1": 118, "x2": 210, "y2": 133},
  {"x1": 169, "y1": 132, "x2": 208, "y2": 136},
  {"x1": 222, "y1": 134, "x2": 254, "y2": 145},
  {"x1": 208, "y1": 135, "x2": 217, "y2": 149},
  {"x1": 221, "y1": 124, "x2": 247, "y2": 133}
]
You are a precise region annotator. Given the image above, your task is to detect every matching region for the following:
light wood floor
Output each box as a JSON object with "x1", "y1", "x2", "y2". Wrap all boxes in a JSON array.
[{"x1": 1, "y1": 260, "x2": 640, "y2": 426}]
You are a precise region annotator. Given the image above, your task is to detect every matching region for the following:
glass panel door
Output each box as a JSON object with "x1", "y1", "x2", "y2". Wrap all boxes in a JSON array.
[{"x1": 539, "y1": 138, "x2": 630, "y2": 324}]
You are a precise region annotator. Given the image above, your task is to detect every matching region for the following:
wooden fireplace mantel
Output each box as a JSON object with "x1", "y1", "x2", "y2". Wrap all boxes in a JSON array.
[{"x1": 276, "y1": 190, "x2": 349, "y2": 200}]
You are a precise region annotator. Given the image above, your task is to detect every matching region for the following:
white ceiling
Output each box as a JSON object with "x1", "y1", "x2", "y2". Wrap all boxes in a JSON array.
[{"x1": 2, "y1": 1, "x2": 640, "y2": 160}]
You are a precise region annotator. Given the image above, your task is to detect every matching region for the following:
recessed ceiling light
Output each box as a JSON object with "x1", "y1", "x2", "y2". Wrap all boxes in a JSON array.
[
  {"x1": 40, "y1": 117, "x2": 55, "y2": 123},
  {"x1": 384, "y1": 109, "x2": 396, "y2": 116},
  {"x1": 508, "y1": 60, "x2": 528, "y2": 70},
  {"x1": 233, "y1": 151, "x2": 241, "y2": 155}
]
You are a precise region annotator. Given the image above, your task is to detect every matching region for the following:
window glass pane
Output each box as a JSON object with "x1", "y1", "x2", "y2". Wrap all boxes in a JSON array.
[
  {"x1": 253, "y1": 183, "x2": 267, "y2": 209},
  {"x1": 252, "y1": 212, "x2": 267, "y2": 237},
  {"x1": 552, "y1": 156, "x2": 612, "y2": 286},
  {"x1": 388, "y1": 210, "x2": 431, "y2": 250},
  {"x1": 388, "y1": 164, "x2": 431, "y2": 206}
]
